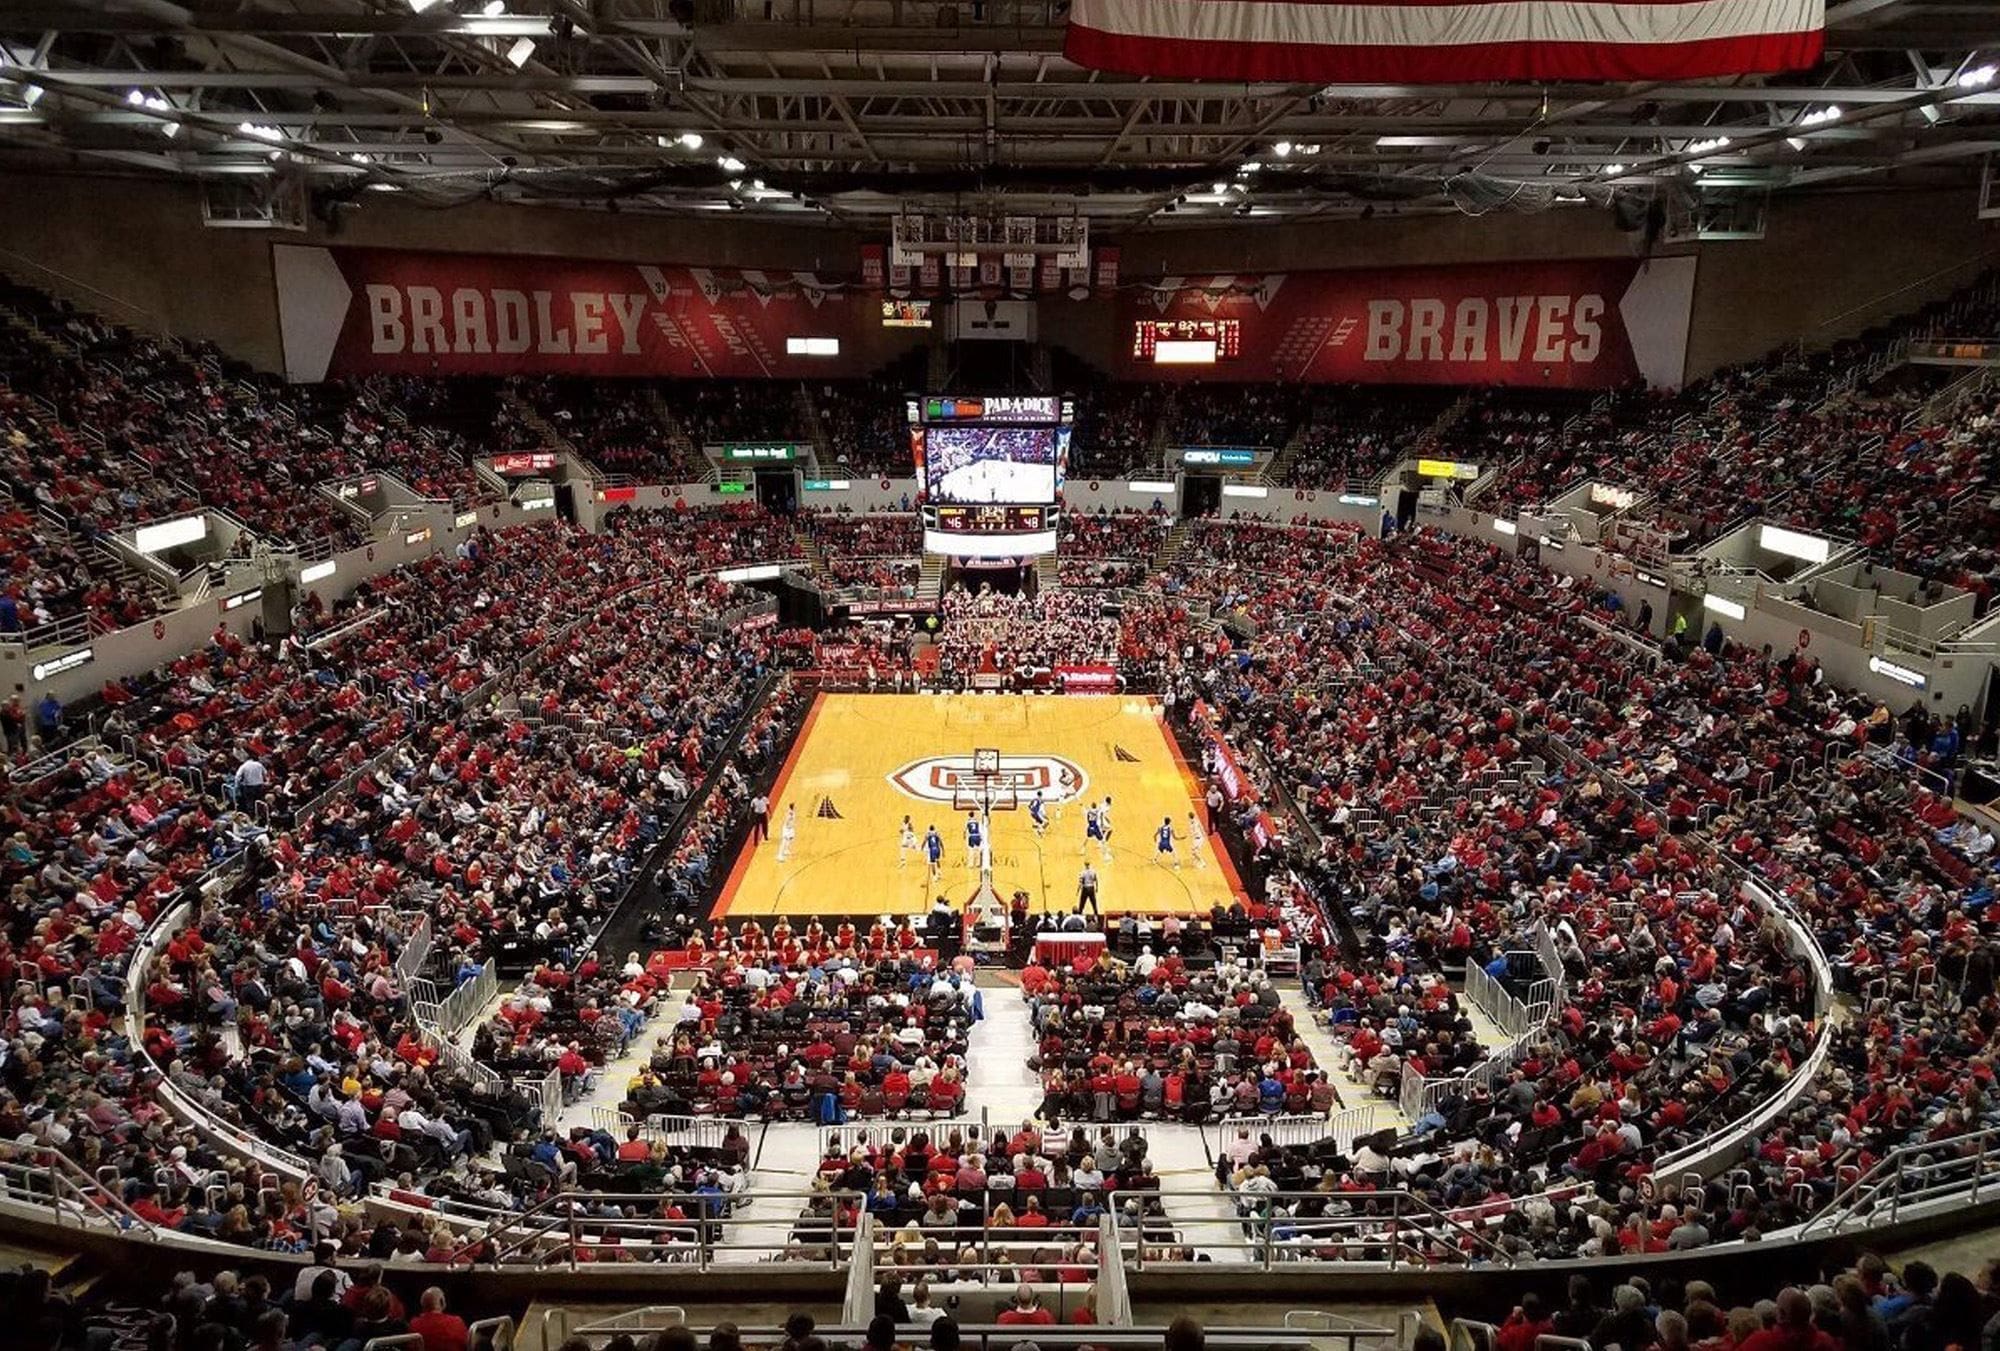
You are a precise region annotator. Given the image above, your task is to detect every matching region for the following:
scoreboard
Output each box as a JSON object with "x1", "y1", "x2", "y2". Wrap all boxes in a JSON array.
[
  {"x1": 932, "y1": 505, "x2": 1051, "y2": 534},
  {"x1": 1132, "y1": 318, "x2": 1240, "y2": 364},
  {"x1": 921, "y1": 503, "x2": 1057, "y2": 559}
]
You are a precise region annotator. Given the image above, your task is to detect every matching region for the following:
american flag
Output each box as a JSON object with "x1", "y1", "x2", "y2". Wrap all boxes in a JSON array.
[{"x1": 1065, "y1": 0, "x2": 1825, "y2": 83}]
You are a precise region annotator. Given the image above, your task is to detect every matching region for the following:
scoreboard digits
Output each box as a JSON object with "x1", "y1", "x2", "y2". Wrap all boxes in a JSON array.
[
  {"x1": 932, "y1": 505, "x2": 1050, "y2": 533},
  {"x1": 1132, "y1": 318, "x2": 1241, "y2": 361}
]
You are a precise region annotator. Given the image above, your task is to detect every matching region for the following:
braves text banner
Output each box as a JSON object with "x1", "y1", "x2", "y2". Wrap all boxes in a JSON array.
[
  {"x1": 273, "y1": 244, "x2": 877, "y2": 381},
  {"x1": 1119, "y1": 256, "x2": 1697, "y2": 389},
  {"x1": 1065, "y1": 0, "x2": 1823, "y2": 83}
]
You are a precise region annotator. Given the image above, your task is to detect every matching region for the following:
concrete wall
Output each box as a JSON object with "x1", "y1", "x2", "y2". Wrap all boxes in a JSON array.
[
  {"x1": 0, "y1": 172, "x2": 871, "y2": 372},
  {"x1": 3, "y1": 172, "x2": 1996, "y2": 384}
]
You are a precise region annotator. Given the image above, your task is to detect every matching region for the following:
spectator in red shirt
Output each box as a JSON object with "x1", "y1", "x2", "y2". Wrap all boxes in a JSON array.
[
  {"x1": 409, "y1": 1288, "x2": 469, "y2": 1351},
  {"x1": 997, "y1": 1286, "x2": 1056, "y2": 1326}
]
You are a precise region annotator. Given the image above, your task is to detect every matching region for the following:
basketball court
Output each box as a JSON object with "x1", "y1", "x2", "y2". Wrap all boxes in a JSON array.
[{"x1": 714, "y1": 692, "x2": 1245, "y2": 918}]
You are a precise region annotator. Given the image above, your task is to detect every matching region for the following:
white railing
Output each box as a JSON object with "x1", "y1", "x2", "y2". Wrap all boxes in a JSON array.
[
  {"x1": 394, "y1": 913, "x2": 434, "y2": 986},
  {"x1": 1462, "y1": 958, "x2": 1557, "y2": 1039},
  {"x1": 433, "y1": 958, "x2": 497, "y2": 1042},
  {"x1": 519, "y1": 1065, "x2": 564, "y2": 1130}
]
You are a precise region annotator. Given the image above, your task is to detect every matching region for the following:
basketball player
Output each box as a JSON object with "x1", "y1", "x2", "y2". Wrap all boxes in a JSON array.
[
  {"x1": 777, "y1": 803, "x2": 798, "y2": 861},
  {"x1": 1156, "y1": 816, "x2": 1179, "y2": 869},
  {"x1": 1084, "y1": 800, "x2": 1110, "y2": 863},
  {"x1": 1186, "y1": 811, "x2": 1208, "y2": 868},
  {"x1": 1100, "y1": 795, "x2": 1115, "y2": 843},
  {"x1": 964, "y1": 810, "x2": 985, "y2": 872},
  {"x1": 1028, "y1": 791, "x2": 1048, "y2": 837},
  {"x1": 924, "y1": 824, "x2": 944, "y2": 880},
  {"x1": 899, "y1": 815, "x2": 917, "y2": 868},
  {"x1": 1076, "y1": 860, "x2": 1100, "y2": 918}
]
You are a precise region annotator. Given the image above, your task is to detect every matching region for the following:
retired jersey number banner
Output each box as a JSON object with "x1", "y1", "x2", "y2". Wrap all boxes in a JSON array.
[
  {"x1": 1118, "y1": 256, "x2": 1697, "y2": 390},
  {"x1": 1065, "y1": 0, "x2": 1823, "y2": 82},
  {"x1": 272, "y1": 244, "x2": 872, "y2": 382}
]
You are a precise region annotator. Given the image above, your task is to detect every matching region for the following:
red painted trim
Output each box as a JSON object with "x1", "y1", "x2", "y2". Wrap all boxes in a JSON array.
[
  {"x1": 1063, "y1": 25, "x2": 1824, "y2": 82},
  {"x1": 1156, "y1": 700, "x2": 1250, "y2": 905},
  {"x1": 713, "y1": 692, "x2": 824, "y2": 918}
]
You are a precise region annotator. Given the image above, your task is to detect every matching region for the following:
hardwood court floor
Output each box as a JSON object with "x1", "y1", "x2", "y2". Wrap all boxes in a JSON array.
[{"x1": 714, "y1": 693, "x2": 1245, "y2": 918}]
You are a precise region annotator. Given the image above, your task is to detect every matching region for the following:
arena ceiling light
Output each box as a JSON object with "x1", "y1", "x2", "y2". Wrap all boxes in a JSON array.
[
  {"x1": 786, "y1": 336, "x2": 839, "y2": 356},
  {"x1": 506, "y1": 38, "x2": 537, "y2": 68}
]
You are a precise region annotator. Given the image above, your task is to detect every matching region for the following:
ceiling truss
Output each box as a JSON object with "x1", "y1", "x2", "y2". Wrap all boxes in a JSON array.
[{"x1": 0, "y1": 0, "x2": 1994, "y2": 227}]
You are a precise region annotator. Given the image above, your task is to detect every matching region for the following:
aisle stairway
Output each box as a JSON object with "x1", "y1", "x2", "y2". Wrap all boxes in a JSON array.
[
  {"x1": 1261, "y1": 425, "x2": 1313, "y2": 485},
  {"x1": 919, "y1": 551, "x2": 948, "y2": 601},
  {"x1": 642, "y1": 385, "x2": 705, "y2": 478},
  {"x1": 1152, "y1": 520, "x2": 1190, "y2": 575},
  {"x1": 504, "y1": 391, "x2": 585, "y2": 461},
  {"x1": 1033, "y1": 554, "x2": 1059, "y2": 593}
]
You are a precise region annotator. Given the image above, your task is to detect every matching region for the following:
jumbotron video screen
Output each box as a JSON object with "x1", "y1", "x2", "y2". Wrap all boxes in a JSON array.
[{"x1": 908, "y1": 394, "x2": 1072, "y2": 556}]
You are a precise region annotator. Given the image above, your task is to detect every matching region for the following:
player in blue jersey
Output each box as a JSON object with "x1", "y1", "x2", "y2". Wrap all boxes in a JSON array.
[
  {"x1": 1156, "y1": 816, "x2": 1178, "y2": 868},
  {"x1": 924, "y1": 824, "x2": 944, "y2": 881},
  {"x1": 964, "y1": 811, "x2": 985, "y2": 871},
  {"x1": 1028, "y1": 791, "x2": 1048, "y2": 837}
]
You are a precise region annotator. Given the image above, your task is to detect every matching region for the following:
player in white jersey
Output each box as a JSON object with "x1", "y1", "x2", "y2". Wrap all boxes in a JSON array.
[
  {"x1": 964, "y1": 812, "x2": 985, "y2": 871},
  {"x1": 1084, "y1": 801, "x2": 1111, "y2": 863},
  {"x1": 776, "y1": 802, "x2": 798, "y2": 861},
  {"x1": 899, "y1": 815, "x2": 918, "y2": 868},
  {"x1": 1185, "y1": 811, "x2": 1208, "y2": 868}
]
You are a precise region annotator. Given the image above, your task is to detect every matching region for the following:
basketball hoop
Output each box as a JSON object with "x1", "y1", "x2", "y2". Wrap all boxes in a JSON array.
[
  {"x1": 951, "y1": 747, "x2": 1020, "y2": 815},
  {"x1": 958, "y1": 746, "x2": 1016, "y2": 917}
]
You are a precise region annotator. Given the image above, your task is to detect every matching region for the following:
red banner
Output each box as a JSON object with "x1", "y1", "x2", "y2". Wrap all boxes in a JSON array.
[
  {"x1": 273, "y1": 244, "x2": 877, "y2": 381},
  {"x1": 1119, "y1": 256, "x2": 1696, "y2": 389},
  {"x1": 1066, "y1": 0, "x2": 1822, "y2": 83}
]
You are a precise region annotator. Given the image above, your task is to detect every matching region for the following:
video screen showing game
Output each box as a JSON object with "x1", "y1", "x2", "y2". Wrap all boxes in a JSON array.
[{"x1": 916, "y1": 424, "x2": 1058, "y2": 505}]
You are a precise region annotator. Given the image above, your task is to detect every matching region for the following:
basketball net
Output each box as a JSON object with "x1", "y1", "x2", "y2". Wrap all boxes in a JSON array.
[{"x1": 965, "y1": 775, "x2": 1005, "y2": 919}]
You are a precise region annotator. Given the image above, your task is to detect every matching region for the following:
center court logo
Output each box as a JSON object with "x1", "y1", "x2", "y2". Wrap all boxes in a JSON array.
[{"x1": 888, "y1": 754, "x2": 1088, "y2": 805}]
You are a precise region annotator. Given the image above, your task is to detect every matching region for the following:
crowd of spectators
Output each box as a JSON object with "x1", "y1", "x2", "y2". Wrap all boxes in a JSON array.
[
  {"x1": 1022, "y1": 947, "x2": 1326, "y2": 1123},
  {"x1": 938, "y1": 586, "x2": 1120, "y2": 675},
  {"x1": 514, "y1": 378, "x2": 693, "y2": 483},
  {"x1": 814, "y1": 377, "x2": 914, "y2": 475},
  {"x1": 1165, "y1": 384, "x2": 1312, "y2": 451},
  {"x1": 677, "y1": 381, "x2": 807, "y2": 447},
  {"x1": 0, "y1": 508, "x2": 813, "y2": 1262},
  {"x1": 615, "y1": 917, "x2": 979, "y2": 1121}
]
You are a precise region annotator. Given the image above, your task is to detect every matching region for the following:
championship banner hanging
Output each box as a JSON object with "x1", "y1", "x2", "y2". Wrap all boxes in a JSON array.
[
  {"x1": 1118, "y1": 255, "x2": 1698, "y2": 389},
  {"x1": 1065, "y1": 0, "x2": 1824, "y2": 83},
  {"x1": 273, "y1": 244, "x2": 874, "y2": 381}
]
